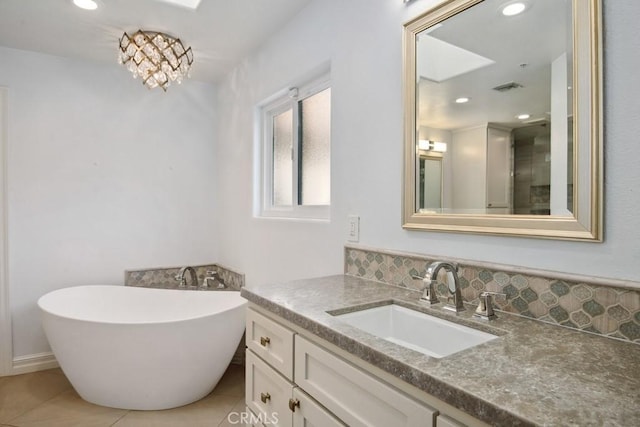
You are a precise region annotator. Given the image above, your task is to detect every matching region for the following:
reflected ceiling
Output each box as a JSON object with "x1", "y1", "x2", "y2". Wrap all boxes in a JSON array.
[{"x1": 417, "y1": 0, "x2": 572, "y2": 130}]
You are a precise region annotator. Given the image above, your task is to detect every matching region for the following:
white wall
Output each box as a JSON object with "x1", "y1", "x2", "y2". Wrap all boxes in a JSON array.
[
  {"x1": 216, "y1": 0, "x2": 640, "y2": 287},
  {"x1": 0, "y1": 47, "x2": 218, "y2": 358}
]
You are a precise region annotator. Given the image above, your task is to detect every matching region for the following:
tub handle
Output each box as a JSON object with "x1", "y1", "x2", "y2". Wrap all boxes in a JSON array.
[
  {"x1": 260, "y1": 336, "x2": 271, "y2": 346},
  {"x1": 260, "y1": 392, "x2": 271, "y2": 403},
  {"x1": 288, "y1": 398, "x2": 300, "y2": 412}
]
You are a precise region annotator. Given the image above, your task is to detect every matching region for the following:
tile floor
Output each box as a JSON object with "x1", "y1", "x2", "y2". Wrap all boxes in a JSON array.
[{"x1": 0, "y1": 364, "x2": 247, "y2": 427}]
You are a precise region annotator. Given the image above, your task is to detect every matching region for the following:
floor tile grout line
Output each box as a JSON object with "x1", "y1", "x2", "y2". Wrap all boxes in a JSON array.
[
  {"x1": 3, "y1": 366, "x2": 246, "y2": 426},
  {"x1": 217, "y1": 396, "x2": 246, "y2": 427},
  {"x1": 4, "y1": 385, "x2": 73, "y2": 425},
  {"x1": 109, "y1": 410, "x2": 131, "y2": 427}
]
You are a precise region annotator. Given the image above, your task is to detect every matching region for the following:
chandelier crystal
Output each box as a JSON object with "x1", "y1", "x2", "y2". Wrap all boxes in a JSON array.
[{"x1": 118, "y1": 30, "x2": 193, "y2": 91}]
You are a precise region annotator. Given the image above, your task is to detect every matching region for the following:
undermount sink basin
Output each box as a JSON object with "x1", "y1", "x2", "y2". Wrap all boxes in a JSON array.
[{"x1": 332, "y1": 304, "x2": 498, "y2": 358}]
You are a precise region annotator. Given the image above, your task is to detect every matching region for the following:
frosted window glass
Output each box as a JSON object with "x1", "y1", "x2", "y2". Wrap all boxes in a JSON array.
[
  {"x1": 273, "y1": 109, "x2": 293, "y2": 206},
  {"x1": 299, "y1": 88, "x2": 331, "y2": 206}
]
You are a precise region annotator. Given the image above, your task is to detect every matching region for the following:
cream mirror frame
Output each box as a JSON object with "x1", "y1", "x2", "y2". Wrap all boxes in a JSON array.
[{"x1": 403, "y1": 0, "x2": 602, "y2": 241}]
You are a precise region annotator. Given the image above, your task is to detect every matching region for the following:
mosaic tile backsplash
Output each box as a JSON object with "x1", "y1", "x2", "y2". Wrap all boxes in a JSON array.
[
  {"x1": 345, "y1": 246, "x2": 640, "y2": 344},
  {"x1": 125, "y1": 263, "x2": 245, "y2": 291}
]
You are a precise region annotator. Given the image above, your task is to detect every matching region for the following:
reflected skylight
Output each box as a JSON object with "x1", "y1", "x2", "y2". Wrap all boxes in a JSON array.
[
  {"x1": 153, "y1": 0, "x2": 202, "y2": 10},
  {"x1": 417, "y1": 35, "x2": 495, "y2": 83}
]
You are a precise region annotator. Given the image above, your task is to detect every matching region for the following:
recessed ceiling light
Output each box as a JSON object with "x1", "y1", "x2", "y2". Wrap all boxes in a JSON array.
[
  {"x1": 73, "y1": 0, "x2": 98, "y2": 10},
  {"x1": 502, "y1": 2, "x2": 526, "y2": 16},
  {"x1": 517, "y1": 114, "x2": 530, "y2": 120},
  {"x1": 455, "y1": 97, "x2": 470, "y2": 104}
]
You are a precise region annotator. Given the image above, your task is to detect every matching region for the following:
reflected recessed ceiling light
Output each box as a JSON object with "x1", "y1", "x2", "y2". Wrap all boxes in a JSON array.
[
  {"x1": 455, "y1": 97, "x2": 470, "y2": 104},
  {"x1": 517, "y1": 114, "x2": 531, "y2": 120},
  {"x1": 502, "y1": 2, "x2": 526, "y2": 16},
  {"x1": 73, "y1": 0, "x2": 98, "y2": 10}
]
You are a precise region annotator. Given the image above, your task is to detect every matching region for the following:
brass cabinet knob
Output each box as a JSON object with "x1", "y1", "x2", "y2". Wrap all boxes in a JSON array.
[
  {"x1": 260, "y1": 392, "x2": 271, "y2": 403},
  {"x1": 288, "y1": 398, "x2": 300, "y2": 412},
  {"x1": 260, "y1": 336, "x2": 271, "y2": 346}
]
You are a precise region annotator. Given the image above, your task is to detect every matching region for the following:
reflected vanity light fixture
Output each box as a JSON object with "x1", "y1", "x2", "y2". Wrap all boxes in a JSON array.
[
  {"x1": 455, "y1": 97, "x2": 470, "y2": 103},
  {"x1": 419, "y1": 140, "x2": 447, "y2": 152},
  {"x1": 118, "y1": 30, "x2": 193, "y2": 91}
]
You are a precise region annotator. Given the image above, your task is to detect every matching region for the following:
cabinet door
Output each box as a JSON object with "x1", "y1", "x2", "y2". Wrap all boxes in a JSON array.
[
  {"x1": 246, "y1": 350, "x2": 293, "y2": 427},
  {"x1": 247, "y1": 308, "x2": 295, "y2": 380},
  {"x1": 291, "y1": 388, "x2": 345, "y2": 427},
  {"x1": 294, "y1": 335, "x2": 436, "y2": 427}
]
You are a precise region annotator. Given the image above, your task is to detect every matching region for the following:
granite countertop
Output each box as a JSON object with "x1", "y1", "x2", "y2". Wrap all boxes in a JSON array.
[{"x1": 240, "y1": 274, "x2": 640, "y2": 427}]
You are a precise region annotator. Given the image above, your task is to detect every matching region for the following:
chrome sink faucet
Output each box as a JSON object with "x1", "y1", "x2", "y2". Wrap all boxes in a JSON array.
[
  {"x1": 175, "y1": 266, "x2": 198, "y2": 288},
  {"x1": 426, "y1": 261, "x2": 465, "y2": 313}
]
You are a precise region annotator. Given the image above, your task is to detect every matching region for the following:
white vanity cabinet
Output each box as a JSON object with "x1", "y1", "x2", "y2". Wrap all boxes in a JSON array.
[
  {"x1": 291, "y1": 387, "x2": 345, "y2": 427},
  {"x1": 246, "y1": 306, "x2": 482, "y2": 427},
  {"x1": 294, "y1": 335, "x2": 436, "y2": 426},
  {"x1": 246, "y1": 309, "x2": 343, "y2": 427},
  {"x1": 246, "y1": 350, "x2": 345, "y2": 427}
]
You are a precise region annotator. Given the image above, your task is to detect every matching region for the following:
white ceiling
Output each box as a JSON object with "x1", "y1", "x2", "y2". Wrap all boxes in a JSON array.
[{"x1": 0, "y1": 0, "x2": 313, "y2": 83}]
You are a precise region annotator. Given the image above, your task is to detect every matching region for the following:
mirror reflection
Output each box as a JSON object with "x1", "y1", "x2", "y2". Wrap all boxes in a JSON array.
[{"x1": 415, "y1": 0, "x2": 573, "y2": 216}]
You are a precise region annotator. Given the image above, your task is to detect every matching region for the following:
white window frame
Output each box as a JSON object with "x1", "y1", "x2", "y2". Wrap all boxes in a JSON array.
[{"x1": 257, "y1": 74, "x2": 331, "y2": 220}]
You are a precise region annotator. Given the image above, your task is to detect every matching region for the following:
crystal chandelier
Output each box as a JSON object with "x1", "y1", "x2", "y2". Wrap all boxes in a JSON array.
[{"x1": 118, "y1": 30, "x2": 193, "y2": 91}]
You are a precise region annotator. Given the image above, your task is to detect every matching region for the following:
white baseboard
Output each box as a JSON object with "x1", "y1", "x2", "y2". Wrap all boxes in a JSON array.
[{"x1": 9, "y1": 352, "x2": 59, "y2": 375}]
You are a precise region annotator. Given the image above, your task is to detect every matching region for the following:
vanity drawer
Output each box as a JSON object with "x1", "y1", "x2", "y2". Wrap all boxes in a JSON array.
[
  {"x1": 247, "y1": 308, "x2": 295, "y2": 380},
  {"x1": 294, "y1": 335, "x2": 437, "y2": 427},
  {"x1": 246, "y1": 350, "x2": 293, "y2": 427}
]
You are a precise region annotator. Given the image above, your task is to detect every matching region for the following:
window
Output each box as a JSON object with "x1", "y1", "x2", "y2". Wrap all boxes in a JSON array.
[{"x1": 258, "y1": 75, "x2": 331, "y2": 219}]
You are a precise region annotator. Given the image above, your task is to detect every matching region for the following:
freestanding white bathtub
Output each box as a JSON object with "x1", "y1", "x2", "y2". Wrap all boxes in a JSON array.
[{"x1": 38, "y1": 285, "x2": 247, "y2": 410}]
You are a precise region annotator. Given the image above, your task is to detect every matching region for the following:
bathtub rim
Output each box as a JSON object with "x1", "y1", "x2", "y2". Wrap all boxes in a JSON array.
[{"x1": 37, "y1": 284, "x2": 247, "y2": 326}]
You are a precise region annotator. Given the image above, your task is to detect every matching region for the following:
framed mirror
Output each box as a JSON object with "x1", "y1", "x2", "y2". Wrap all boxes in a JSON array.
[{"x1": 403, "y1": 0, "x2": 602, "y2": 241}]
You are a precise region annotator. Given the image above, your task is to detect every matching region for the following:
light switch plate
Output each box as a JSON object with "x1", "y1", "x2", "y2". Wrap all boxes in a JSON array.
[{"x1": 347, "y1": 215, "x2": 360, "y2": 242}]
